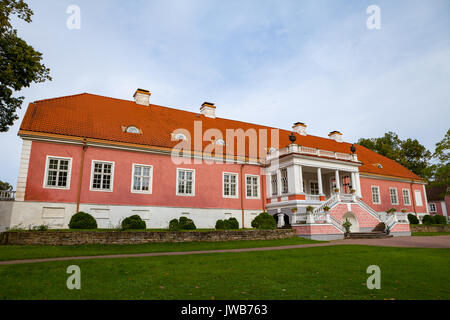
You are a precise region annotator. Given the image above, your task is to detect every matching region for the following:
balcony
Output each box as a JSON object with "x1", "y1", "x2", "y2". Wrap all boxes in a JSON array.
[
  {"x1": 264, "y1": 144, "x2": 359, "y2": 163},
  {"x1": 0, "y1": 190, "x2": 16, "y2": 201}
]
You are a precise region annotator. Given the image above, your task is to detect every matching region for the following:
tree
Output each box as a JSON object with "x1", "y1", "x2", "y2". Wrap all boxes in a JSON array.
[
  {"x1": 424, "y1": 129, "x2": 450, "y2": 189},
  {"x1": 0, "y1": 180, "x2": 13, "y2": 191},
  {"x1": 357, "y1": 132, "x2": 431, "y2": 178},
  {"x1": 0, "y1": 0, "x2": 51, "y2": 132}
]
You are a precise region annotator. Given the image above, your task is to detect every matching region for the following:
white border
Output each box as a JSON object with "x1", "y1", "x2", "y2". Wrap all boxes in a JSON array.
[
  {"x1": 245, "y1": 174, "x2": 260, "y2": 199},
  {"x1": 222, "y1": 172, "x2": 239, "y2": 199},
  {"x1": 402, "y1": 188, "x2": 411, "y2": 206},
  {"x1": 176, "y1": 168, "x2": 195, "y2": 197},
  {"x1": 89, "y1": 160, "x2": 115, "y2": 192},
  {"x1": 429, "y1": 203, "x2": 437, "y2": 213},
  {"x1": 389, "y1": 187, "x2": 399, "y2": 205},
  {"x1": 43, "y1": 155, "x2": 73, "y2": 190},
  {"x1": 371, "y1": 185, "x2": 381, "y2": 204},
  {"x1": 130, "y1": 163, "x2": 153, "y2": 194}
]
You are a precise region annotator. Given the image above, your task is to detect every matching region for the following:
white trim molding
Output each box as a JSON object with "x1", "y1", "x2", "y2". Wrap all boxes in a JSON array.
[
  {"x1": 89, "y1": 160, "x2": 115, "y2": 192},
  {"x1": 222, "y1": 172, "x2": 239, "y2": 199},
  {"x1": 245, "y1": 174, "x2": 260, "y2": 199},
  {"x1": 176, "y1": 168, "x2": 196, "y2": 197},
  {"x1": 43, "y1": 155, "x2": 73, "y2": 190},
  {"x1": 15, "y1": 139, "x2": 32, "y2": 201},
  {"x1": 130, "y1": 163, "x2": 153, "y2": 194}
]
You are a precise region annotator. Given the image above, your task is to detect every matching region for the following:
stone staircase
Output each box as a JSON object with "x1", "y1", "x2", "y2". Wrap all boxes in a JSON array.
[{"x1": 345, "y1": 231, "x2": 393, "y2": 239}]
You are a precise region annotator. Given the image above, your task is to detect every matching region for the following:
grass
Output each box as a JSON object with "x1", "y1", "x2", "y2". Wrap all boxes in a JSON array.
[
  {"x1": 0, "y1": 237, "x2": 320, "y2": 261},
  {"x1": 0, "y1": 245, "x2": 448, "y2": 300},
  {"x1": 412, "y1": 232, "x2": 450, "y2": 236}
]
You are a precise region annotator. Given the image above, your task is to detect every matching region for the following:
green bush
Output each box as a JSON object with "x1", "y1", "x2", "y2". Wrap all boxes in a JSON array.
[
  {"x1": 251, "y1": 212, "x2": 276, "y2": 230},
  {"x1": 121, "y1": 215, "x2": 146, "y2": 230},
  {"x1": 216, "y1": 217, "x2": 239, "y2": 230},
  {"x1": 407, "y1": 214, "x2": 419, "y2": 224},
  {"x1": 432, "y1": 215, "x2": 447, "y2": 225},
  {"x1": 421, "y1": 215, "x2": 433, "y2": 225},
  {"x1": 169, "y1": 217, "x2": 197, "y2": 230},
  {"x1": 69, "y1": 212, "x2": 97, "y2": 229}
]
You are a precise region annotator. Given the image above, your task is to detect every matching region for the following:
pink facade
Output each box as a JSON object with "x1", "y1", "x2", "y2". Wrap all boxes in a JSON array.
[
  {"x1": 360, "y1": 176, "x2": 427, "y2": 214},
  {"x1": 25, "y1": 140, "x2": 264, "y2": 210}
]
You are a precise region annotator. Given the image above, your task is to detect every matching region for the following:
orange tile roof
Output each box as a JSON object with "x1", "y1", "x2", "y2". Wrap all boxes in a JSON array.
[{"x1": 19, "y1": 93, "x2": 422, "y2": 181}]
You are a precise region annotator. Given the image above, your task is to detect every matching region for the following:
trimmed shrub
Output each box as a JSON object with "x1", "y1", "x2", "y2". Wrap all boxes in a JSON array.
[
  {"x1": 422, "y1": 215, "x2": 433, "y2": 225},
  {"x1": 251, "y1": 212, "x2": 276, "y2": 230},
  {"x1": 121, "y1": 215, "x2": 146, "y2": 230},
  {"x1": 69, "y1": 212, "x2": 97, "y2": 229},
  {"x1": 432, "y1": 215, "x2": 447, "y2": 225},
  {"x1": 169, "y1": 217, "x2": 197, "y2": 230},
  {"x1": 407, "y1": 214, "x2": 419, "y2": 225},
  {"x1": 216, "y1": 217, "x2": 239, "y2": 230}
]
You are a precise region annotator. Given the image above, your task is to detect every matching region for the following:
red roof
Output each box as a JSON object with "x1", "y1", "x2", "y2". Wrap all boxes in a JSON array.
[{"x1": 19, "y1": 93, "x2": 422, "y2": 181}]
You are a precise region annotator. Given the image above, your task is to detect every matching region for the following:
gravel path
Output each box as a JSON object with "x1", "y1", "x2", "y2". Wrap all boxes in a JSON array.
[{"x1": 0, "y1": 236, "x2": 448, "y2": 266}]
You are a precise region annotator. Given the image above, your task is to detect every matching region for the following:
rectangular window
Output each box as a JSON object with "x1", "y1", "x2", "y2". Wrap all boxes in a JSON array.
[
  {"x1": 371, "y1": 186, "x2": 380, "y2": 204},
  {"x1": 389, "y1": 188, "x2": 399, "y2": 205},
  {"x1": 177, "y1": 169, "x2": 195, "y2": 196},
  {"x1": 91, "y1": 161, "x2": 114, "y2": 191},
  {"x1": 415, "y1": 190, "x2": 423, "y2": 206},
  {"x1": 246, "y1": 175, "x2": 259, "y2": 198},
  {"x1": 223, "y1": 173, "x2": 238, "y2": 198},
  {"x1": 132, "y1": 164, "x2": 152, "y2": 193},
  {"x1": 309, "y1": 181, "x2": 319, "y2": 195},
  {"x1": 281, "y1": 168, "x2": 288, "y2": 194},
  {"x1": 402, "y1": 189, "x2": 411, "y2": 206},
  {"x1": 429, "y1": 203, "x2": 436, "y2": 212},
  {"x1": 271, "y1": 174, "x2": 278, "y2": 196},
  {"x1": 44, "y1": 157, "x2": 71, "y2": 189}
]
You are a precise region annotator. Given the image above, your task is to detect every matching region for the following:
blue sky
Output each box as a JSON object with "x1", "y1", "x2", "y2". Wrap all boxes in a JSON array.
[{"x1": 1, "y1": 0, "x2": 449, "y2": 187}]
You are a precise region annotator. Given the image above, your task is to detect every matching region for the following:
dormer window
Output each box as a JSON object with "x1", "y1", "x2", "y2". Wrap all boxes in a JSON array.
[
  {"x1": 215, "y1": 139, "x2": 225, "y2": 145},
  {"x1": 126, "y1": 126, "x2": 141, "y2": 134},
  {"x1": 269, "y1": 147, "x2": 276, "y2": 153},
  {"x1": 174, "y1": 133, "x2": 187, "y2": 141},
  {"x1": 373, "y1": 163, "x2": 383, "y2": 169}
]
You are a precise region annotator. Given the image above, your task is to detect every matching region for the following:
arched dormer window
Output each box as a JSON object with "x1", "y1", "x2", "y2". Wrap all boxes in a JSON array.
[
  {"x1": 215, "y1": 139, "x2": 225, "y2": 145},
  {"x1": 126, "y1": 126, "x2": 140, "y2": 134},
  {"x1": 269, "y1": 147, "x2": 276, "y2": 153},
  {"x1": 174, "y1": 133, "x2": 187, "y2": 141}
]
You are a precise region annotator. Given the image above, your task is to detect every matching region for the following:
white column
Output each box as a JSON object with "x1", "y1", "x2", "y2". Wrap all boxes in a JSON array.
[
  {"x1": 317, "y1": 168, "x2": 323, "y2": 195},
  {"x1": 277, "y1": 170, "x2": 282, "y2": 195},
  {"x1": 297, "y1": 165, "x2": 304, "y2": 193},
  {"x1": 266, "y1": 174, "x2": 272, "y2": 198},
  {"x1": 355, "y1": 172, "x2": 362, "y2": 198},
  {"x1": 335, "y1": 170, "x2": 340, "y2": 191},
  {"x1": 287, "y1": 166, "x2": 295, "y2": 195}
]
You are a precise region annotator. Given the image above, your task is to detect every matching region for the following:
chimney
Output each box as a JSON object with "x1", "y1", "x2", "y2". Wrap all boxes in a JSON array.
[
  {"x1": 292, "y1": 122, "x2": 307, "y2": 136},
  {"x1": 328, "y1": 131, "x2": 343, "y2": 143},
  {"x1": 200, "y1": 102, "x2": 216, "y2": 118},
  {"x1": 133, "y1": 88, "x2": 151, "y2": 106}
]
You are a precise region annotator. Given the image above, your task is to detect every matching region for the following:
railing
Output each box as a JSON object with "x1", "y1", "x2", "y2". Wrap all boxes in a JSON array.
[
  {"x1": 355, "y1": 198, "x2": 381, "y2": 221},
  {"x1": 0, "y1": 190, "x2": 16, "y2": 201},
  {"x1": 339, "y1": 194, "x2": 355, "y2": 202},
  {"x1": 395, "y1": 212, "x2": 408, "y2": 223},
  {"x1": 313, "y1": 194, "x2": 339, "y2": 214},
  {"x1": 330, "y1": 215, "x2": 345, "y2": 232},
  {"x1": 305, "y1": 194, "x2": 321, "y2": 201},
  {"x1": 291, "y1": 213, "x2": 307, "y2": 224},
  {"x1": 265, "y1": 145, "x2": 358, "y2": 163},
  {"x1": 385, "y1": 214, "x2": 397, "y2": 229}
]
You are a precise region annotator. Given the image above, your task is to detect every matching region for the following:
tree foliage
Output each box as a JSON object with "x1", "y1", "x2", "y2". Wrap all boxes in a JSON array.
[
  {"x1": 0, "y1": 180, "x2": 13, "y2": 191},
  {"x1": 424, "y1": 129, "x2": 450, "y2": 189},
  {"x1": 357, "y1": 132, "x2": 431, "y2": 178},
  {"x1": 0, "y1": 0, "x2": 51, "y2": 132}
]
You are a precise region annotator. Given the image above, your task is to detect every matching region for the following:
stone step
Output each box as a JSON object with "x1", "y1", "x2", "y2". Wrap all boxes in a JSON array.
[{"x1": 346, "y1": 232, "x2": 393, "y2": 239}]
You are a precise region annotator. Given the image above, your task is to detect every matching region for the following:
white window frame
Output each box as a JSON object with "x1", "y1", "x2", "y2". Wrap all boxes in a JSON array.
[
  {"x1": 222, "y1": 172, "x2": 239, "y2": 199},
  {"x1": 176, "y1": 168, "x2": 195, "y2": 196},
  {"x1": 429, "y1": 203, "x2": 437, "y2": 213},
  {"x1": 245, "y1": 174, "x2": 260, "y2": 199},
  {"x1": 271, "y1": 174, "x2": 278, "y2": 196},
  {"x1": 414, "y1": 190, "x2": 423, "y2": 206},
  {"x1": 43, "y1": 156, "x2": 72, "y2": 190},
  {"x1": 371, "y1": 186, "x2": 381, "y2": 204},
  {"x1": 89, "y1": 160, "x2": 115, "y2": 192},
  {"x1": 131, "y1": 164, "x2": 153, "y2": 194},
  {"x1": 309, "y1": 180, "x2": 319, "y2": 195},
  {"x1": 402, "y1": 189, "x2": 411, "y2": 206},
  {"x1": 389, "y1": 187, "x2": 399, "y2": 205},
  {"x1": 280, "y1": 168, "x2": 288, "y2": 194}
]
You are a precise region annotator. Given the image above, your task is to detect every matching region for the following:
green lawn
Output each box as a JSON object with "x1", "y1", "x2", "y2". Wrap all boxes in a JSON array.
[
  {"x1": 412, "y1": 232, "x2": 450, "y2": 236},
  {"x1": 0, "y1": 245, "x2": 448, "y2": 300},
  {"x1": 0, "y1": 237, "x2": 319, "y2": 261}
]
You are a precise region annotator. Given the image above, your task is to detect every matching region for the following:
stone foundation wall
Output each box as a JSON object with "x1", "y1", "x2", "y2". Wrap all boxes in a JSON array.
[
  {"x1": 0, "y1": 229, "x2": 296, "y2": 246},
  {"x1": 410, "y1": 225, "x2": 450, "y2": 233}
]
